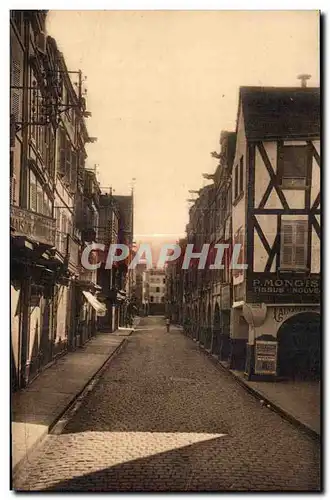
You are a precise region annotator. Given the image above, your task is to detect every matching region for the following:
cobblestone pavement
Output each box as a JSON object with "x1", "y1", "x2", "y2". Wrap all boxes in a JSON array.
[{"x1": 13, "y1": 316, "x2": 321, "y2": 492}]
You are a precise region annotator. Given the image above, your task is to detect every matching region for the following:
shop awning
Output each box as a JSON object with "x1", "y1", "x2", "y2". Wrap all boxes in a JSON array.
[{"x1": 82, "y1": 291, "x2": 107, "y2": 316}]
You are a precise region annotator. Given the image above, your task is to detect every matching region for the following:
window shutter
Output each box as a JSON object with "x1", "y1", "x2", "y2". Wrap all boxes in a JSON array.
[
  {"x1": 281, "y1": 220, "x2": 307, "y2": 269},
  {"x1": 61, "y1": 213, "x2": 67, "y2": 254},
  {"x1": 281, "y1": 222, "x2": 294, "y2": 267},
  {"x1": 10, "y1": 36, "x2": 23, "y2": 123},
  {"x1": 58, "y1": 129, "x2": 66, "y2": 177},
  {"x1": 70, "y1": 151, "x2": 77, "y2": 193},
  {"x1": 294, "y1": 221, "x2": 307, "y2": 268},
  {"x1": 30, "y1": 172, "x2": 37, "y2": 212},
  {"x1": 10, "y1": 115, "x2": 16, "y2": 148},
  {"x1": 36, "y1": 181, "x2": 44, "y2": 214},
  {"x1": 65, "y1": 138, "x2": 71, "y2": 185},
  {"x1": 10, "y1": 174, "x2": 17, "y2": 205},
  {"x1": 62, "y1": 213, "x2": 67, "y2": 235}
]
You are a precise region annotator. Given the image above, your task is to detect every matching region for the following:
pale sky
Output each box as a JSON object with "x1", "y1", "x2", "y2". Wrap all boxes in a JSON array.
[{"x1": 46, "y1": 10, "x2": 319, "y2": 243}]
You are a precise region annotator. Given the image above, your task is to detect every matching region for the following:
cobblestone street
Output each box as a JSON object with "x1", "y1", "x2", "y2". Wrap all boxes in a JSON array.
[{"x1": 13, "y1": 317, "x2": 320, "y2": 492}]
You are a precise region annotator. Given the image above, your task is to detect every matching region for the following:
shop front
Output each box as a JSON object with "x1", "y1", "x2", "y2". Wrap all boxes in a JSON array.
[{"x1": 243, "y1": 303, "x2": 320, "y2": 381}]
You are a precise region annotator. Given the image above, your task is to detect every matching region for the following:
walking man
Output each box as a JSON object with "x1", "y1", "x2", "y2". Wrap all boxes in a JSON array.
[{"x1": 166, "y1": 317, "x2": 170, "y2": 332}]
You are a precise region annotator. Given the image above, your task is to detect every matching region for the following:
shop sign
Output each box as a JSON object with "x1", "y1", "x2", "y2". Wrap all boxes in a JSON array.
[
  {"x1": 11, "y1": 206, "x2": 55, "y2": 247},
  {"x1": 248, "y1": 274, "x2": 320, "y2": 304},
  {"x1": 254, "y1": 340, "x2": 278, "y2": 375},
  {"x1": 273, "y1": 306, "x2": 317, "y2": 323}
]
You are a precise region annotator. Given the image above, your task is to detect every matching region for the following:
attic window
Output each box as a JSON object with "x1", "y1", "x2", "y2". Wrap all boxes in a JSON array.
[{"x1": 280, "y1": 145, "x2": 309, "y2": 188}]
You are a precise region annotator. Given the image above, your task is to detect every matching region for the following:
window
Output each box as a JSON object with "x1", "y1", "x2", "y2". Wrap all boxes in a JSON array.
[
  {"x1": 280, "y1": 220, "x2": 308, "y2": 270},
  {"x1": 280, "y1": 146, "x2": 308, "y2": 188},
  {"x1": 150, "y1": 296, "x2": 154, "y2": 303},
  {"x1": 234, "y1": 164, "x2": 239, "y2": 200},
  {"x1": 44, "y1": 192, "x2": 52, "y2": 217},
  {"x1": 239, "y1": 156, "x2": 244, "y2": 193},
  {"x1": 29, "y1": 171, "x2": 37, "y2": 212},
  {"x1": 156, "y1": 286, "x2": 160, "y2": 293},
  {"x1": 163, "y1": 278, "x2": 165, "y2": 284},
  {"x1": 161, "y1": 296, "x2": 165, "y2": 303},
  {"x1": 233, "y1": 227, "x2": 244, "y2": 278},
  {"x1": 37, "y1": 182, "x2": 44, "y2": 214}
]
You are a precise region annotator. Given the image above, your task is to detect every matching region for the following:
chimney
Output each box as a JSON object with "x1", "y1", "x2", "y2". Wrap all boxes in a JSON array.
[{"x1": 297, "y1": 74, "x2": 311, "y2": 88}]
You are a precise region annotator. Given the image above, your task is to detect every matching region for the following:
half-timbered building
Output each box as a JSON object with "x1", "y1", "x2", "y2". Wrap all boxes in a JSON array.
[{"x1": 231, "y1": 85, "x2": 320, "y2": 379}]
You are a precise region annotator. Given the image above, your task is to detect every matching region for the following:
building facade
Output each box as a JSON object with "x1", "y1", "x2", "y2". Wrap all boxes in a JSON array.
[
  {"x1": 209, "y1": 132, "x2": 236, "y2": 361},
  {"x1": 179, "y1": 84, "x2": 320, "y2": 382},
  {"x1": 10, "y1": 11, "x2": 135, "y2": 391},
  {"x1": 143, "y1": 268, "x2": 166, "y2": 315},
  {"x1": 231, "y1": 86, "x2": 320, "y2": 379}
]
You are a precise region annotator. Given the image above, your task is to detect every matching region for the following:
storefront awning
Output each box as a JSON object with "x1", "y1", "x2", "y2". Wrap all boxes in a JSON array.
[{"x1": 82, "y1": 291, "x2": 107, "y2": 316}]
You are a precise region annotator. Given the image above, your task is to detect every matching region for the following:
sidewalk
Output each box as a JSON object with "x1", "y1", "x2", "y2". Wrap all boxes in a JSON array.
[
  {"x1": 229, "y1": 369, "x2": 321, "y2": 438},
  {"x1": 178, "y1": 326, "x2": 321, "y2": 439},
  {"x1": 11, "y1": 320, "x2": 139, "y2": 473}
]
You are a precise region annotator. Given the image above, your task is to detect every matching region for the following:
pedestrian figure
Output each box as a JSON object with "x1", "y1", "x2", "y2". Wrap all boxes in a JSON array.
[{"x1": 166, "y1": 317, "x2": 170, "y2": 332}]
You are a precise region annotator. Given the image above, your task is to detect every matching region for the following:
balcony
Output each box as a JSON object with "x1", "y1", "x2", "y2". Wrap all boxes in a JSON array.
[{"x1": 11, "y1": 206, "x2": 56, "y2": 247}]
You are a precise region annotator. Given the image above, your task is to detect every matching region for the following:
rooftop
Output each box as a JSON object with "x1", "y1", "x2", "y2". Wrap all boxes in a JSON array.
[{"x1": 240, "y1": 86, "x2": 320, "y2": 140}]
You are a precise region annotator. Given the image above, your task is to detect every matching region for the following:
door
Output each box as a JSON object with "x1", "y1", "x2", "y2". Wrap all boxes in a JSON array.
[
  {"x1": 277, "y1": 312, "x2": 320, "y2": 380},
  {"x1": 40, "y1": 293, "x2": 52, "y2": 367}
]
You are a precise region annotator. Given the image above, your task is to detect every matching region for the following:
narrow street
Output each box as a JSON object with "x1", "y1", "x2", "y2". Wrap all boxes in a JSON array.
[{"x1": 13, "y1": 317, "x2": 320, "y2": 492}]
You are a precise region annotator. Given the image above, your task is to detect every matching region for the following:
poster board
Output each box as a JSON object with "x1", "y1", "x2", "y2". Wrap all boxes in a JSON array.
[{"x1": 254, "y1": 340, "x2": 278, "y2": 375}]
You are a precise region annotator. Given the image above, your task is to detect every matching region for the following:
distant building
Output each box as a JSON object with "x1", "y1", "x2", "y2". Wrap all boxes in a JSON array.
[
  {"x1": 133, "y1": 262, "x2": 147, "y2": 315},
  {"x1": 142, "y1": 268, "x2": 166, "y2": 315}
]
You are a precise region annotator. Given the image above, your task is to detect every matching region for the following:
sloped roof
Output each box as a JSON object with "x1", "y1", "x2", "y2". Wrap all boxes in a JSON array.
[{"x1": 239, "y1": 86, "x2": 320, "y2": 140}]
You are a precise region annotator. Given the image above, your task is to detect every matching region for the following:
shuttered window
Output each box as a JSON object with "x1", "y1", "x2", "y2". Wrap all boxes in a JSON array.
[
  {"x1": 61, "y1": 214, "x2": 68, "y2": 254},
  {"x1": 37, "y1": 182, "x2": 44, "y2": 214},
  {"x1": 280, "y1": 220, "x2": 308, "y2": 269},
  {"x1": 58, "y1": 128, "x2": 66, "y2": 178},
  {"x1": 29, "y1": 171, "x2": 37, "y2": 212},
  {"x1": 65, "y1": 138, "x2": 71, "y2": 185},
  {"x1": 10, "y1": 36, "x2": 23, "y2": 122},
  {"x1": 10, "y1": 175, "x2": 17, "y2": 205},
  {"x1": 70, "y1": 151, "x2": 77, "y2": 193}
]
